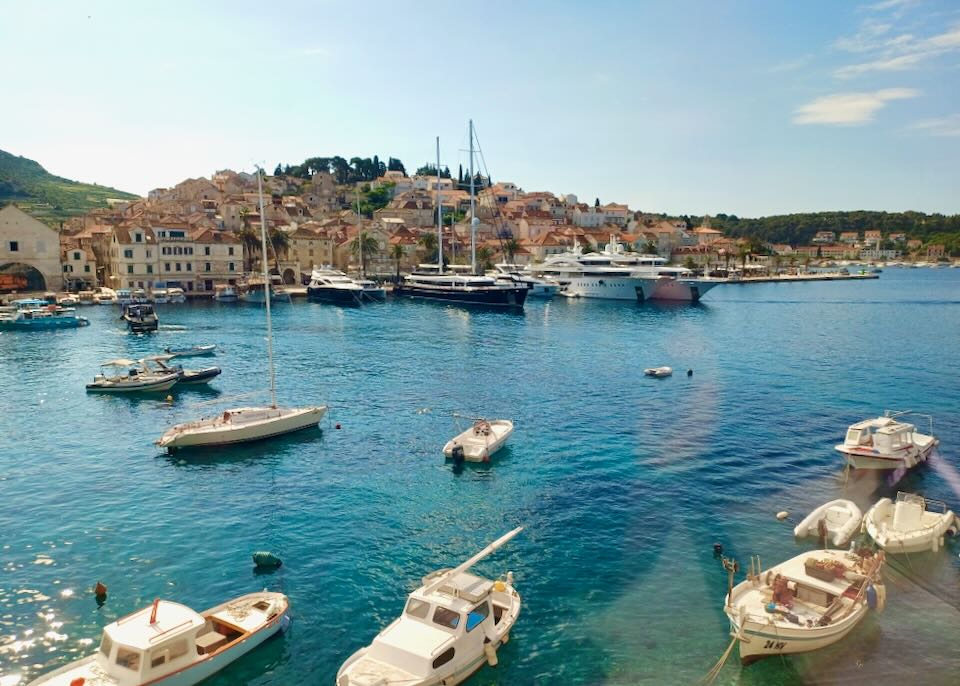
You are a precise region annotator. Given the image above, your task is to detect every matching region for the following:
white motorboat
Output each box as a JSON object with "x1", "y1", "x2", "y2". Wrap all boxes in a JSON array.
[
  {"x1": 152, "y1": 288, "x2": 170, "y2": 304},
  {"x1": 489, "y1": 263, "x2": 559, "y2": 298},
  {"x1": 116, "y1": 288, "x2": 134, "y2": 305},
  {"x1": 164, "y1": 344, "x2": 217, "y2": 357},
  {"x1": 26, "y1": 592, "x2": 289, "y2": 686},
  {"x1": 213, "y1": 284, "x2": 239, "y2": 302},
  {"x1": 307, "y1": 267, "x2": 367, "y2": 306},
  {"x1": 724, "y1": 548, "x2": 885, "y2": 664},
  {"x1": 442, "y1": 419, "x2": 514, "y2": 463},
  {"x1": 86, "y1": 359, "x2": 180, "y2": 393},
  {"x1": 531, "y1": 242, "x2": 659, "y2": 302},
  {"x1": 94, "y1": 287, "x2": 119, "y2": 305},
  {"x1": 77, "y1": 290, "x2": 96, "y2": 305},
  {"x1": 835, "y1": 410, "x2": 938, "y2": 470},
  {"x1": 337, "y1": 527, "x2": 523, "y2": 686},
  {"x1": 643, "y1": 366, "x2": 672, "y2": 377},
  {"x1": 863, "y1": 492, "x2": 958, "y2": 553},
  {"x1": 156, "y1": 168, "x2": 326, "y2": 453},
  {"x1": 140, "y1": 355, "x2": 222, "y2": 385},
  {"x1": 167, "y1": 287, "x2": 187, "y2": 303},
  {"x1": 58, "y1": 294, "x2": 79, "y2": 307},
  {"x1": 794, "y1": 499, "x2": 863, "y2": 547},
  {"x1": 357, "y1": 278, "x2": 387, "y2": 301}
]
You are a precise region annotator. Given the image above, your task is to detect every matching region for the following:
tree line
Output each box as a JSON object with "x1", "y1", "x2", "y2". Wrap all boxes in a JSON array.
[{"x1": 274, "y1": 155, "x2": 407, "y2": 184}]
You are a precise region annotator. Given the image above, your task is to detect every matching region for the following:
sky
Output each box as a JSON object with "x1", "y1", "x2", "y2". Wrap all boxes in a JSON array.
[{"x1": 1, "y1": 0, "x2": 958, "y2": 217}]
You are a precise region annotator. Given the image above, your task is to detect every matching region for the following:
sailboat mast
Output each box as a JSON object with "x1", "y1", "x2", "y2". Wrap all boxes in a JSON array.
[
  {"x1": 436, "y1": 137, "x2": 443, "y2": 273},
  {"x1": 256, "y1": 168, "x2": 277, "y2": 409},
  {"x1": 469, "y1": 119, "x2": 476, "y2": 274},
  {"x1": 356, "y1": 186, "x2": 363, "y2": 276}
]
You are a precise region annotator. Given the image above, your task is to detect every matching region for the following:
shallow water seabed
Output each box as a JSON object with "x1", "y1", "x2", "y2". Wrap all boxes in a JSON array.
[{"x1": 1, "y1": 268, "x2": 959, "y2": 685}]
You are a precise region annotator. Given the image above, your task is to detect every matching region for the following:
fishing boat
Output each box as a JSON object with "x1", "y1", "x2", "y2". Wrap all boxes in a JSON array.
[
  {"x1": 140, "y1": 355, "x2": 222, "y2": 385},
  {"x1": 723, "y1": 548, "x2": 885, "y2": 664},
  {"x1": 164, "y1": 344, "x2": 217, "y2": 357},
  {"x1": 643, "y1": 366, "x2": 673, "y2": 377},
  {"x1": 0, "y1": 299, "x2": 90, "y2": 330},
  {"x1": 794, "y1": 499, "x2": 863, "y2": 547},
  {"x1": 394, "y1": 129, "x2": 527, "y2": 310},
  {"x1": 442, "y1": 419, "x2": 514, "y2": 463},
  {"x1": 156, "y1": 168, "x2": 327, "y2": 453},
  {"x1": 337, "y1": 527, "x2": 522, "y2": 686},
  {"x1": 214, "y1": 284, "x2": 239, "y2": 302},
  {"x1": 835, "y1": 410, "x2": 938, "y2": 470},
  {"x1": 863, "y1": 492, "x2": 957, "y2": 553},
  {"x1": 123, "y1": 303, "x2": 159, "y2": 332},
  {"x1": 86, "y1": 359, "x2": 180, "y2": 393},
  {"x1": 26, "y1": 592, "x2": 289, "y2": 686}
]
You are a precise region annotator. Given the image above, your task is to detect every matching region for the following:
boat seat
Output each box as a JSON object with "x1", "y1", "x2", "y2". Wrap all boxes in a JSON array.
[{"x1": 892, "y1": 501, "x2": 923, "y2": 531}]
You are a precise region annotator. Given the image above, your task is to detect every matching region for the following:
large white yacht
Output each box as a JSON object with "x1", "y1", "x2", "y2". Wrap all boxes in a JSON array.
[{"x1": 531, "y1": 242, "x2": 659, "y2": 301}]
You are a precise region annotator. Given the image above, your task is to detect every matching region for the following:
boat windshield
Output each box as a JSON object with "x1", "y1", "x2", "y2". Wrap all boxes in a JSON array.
[
  {"x1": 465, "y1": 601, "x2": 489, "y2": 631},
  {"x1": 405, "y1": 597, "x2": 430, "y2": 619},
  {"x1": 432, "y1": 606, "x2": 460, "y2": 630},
  {"x1": 99, "y1": 633, "x2": 113, "y2": 657}
]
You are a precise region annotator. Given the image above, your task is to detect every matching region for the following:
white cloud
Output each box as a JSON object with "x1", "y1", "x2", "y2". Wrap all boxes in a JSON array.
[
  {"x1": 909, "y1": 114, "x2": 960, "y2": 136},
  {"x1": 834, "y1": 51, "x2": 929, "y2": 77},
  {"x1": 793, "y1": 88, "x2": 919, "y2": 125},
  {"x1": 833, "y1": 24, "x2": 960, "y2": 78},
  {"x1": 865, "y1": 0, "x2": 920, "y2": 11}
]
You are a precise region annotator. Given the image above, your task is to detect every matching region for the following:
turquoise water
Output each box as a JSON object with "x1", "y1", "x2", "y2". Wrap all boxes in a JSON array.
[{"x1": 2, "y1": 268, "x2": 959, "y2": 685}]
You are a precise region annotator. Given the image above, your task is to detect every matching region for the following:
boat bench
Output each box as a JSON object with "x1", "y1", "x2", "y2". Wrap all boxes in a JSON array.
[{"x1": 196, "y1": 630, "x2": 228, "y2": 655}]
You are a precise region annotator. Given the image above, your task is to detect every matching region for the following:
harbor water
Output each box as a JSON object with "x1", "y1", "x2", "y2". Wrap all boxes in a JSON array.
[{"x1": 1, "y1": 268, "x2": 959, "y2": 685}]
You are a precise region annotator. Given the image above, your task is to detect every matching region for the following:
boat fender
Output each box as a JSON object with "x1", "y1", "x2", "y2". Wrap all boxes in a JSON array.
[
  {"x1": 484, "y1": 643, "x2": 498, "y2": 667},
  {"x1": 776, "y1": 511, "x2": 789, "y2": 521},
  {"x1": 336, "y1": 423, "x2": 341, "y2": 430},
  {"x1": 252, "y1": 551, "x2": 283, "y2": 569},
  {"x1": 875, "y1": 583, "x2": 886, "y2": 612},
  {"x1": 493, "y1": 580, "x2": 506, "y2": 592},
  {"x1": 501, "y1": 632, "x2": 510, "y2": 644},
  {"x1": 866, "y1": 584, "x2": 878, "y2": 610},
  {"x1": 70, "y1": 679, "x2": 85, "y2": 686},
  {"x1": 713, "y1": 543, "x2": 723, "y2": 557},
  {"x1": 94, "y1": 581, "x2": 107, "y2": 602},
  {"x1": 687, "y1": 369, "x2": 693, "y2": 377}
]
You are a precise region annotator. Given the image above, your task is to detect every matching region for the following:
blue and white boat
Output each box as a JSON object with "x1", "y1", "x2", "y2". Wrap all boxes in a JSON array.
[
  {"x1": 164, "y1": 344, "x2": 217, "y2": 358},
  {"x1": 0, "y1": 299, "x2": 90, "y2": 330}
]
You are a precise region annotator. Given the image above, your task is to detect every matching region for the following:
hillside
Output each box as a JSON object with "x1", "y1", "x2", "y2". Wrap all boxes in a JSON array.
[{"x1": 0, "y1": 149, "x2": 139, "y2": 226}]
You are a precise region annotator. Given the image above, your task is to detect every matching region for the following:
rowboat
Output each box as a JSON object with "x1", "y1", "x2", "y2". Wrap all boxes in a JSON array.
[
  {"x1": 27, "y1": 591, "x2": 289, "y2": 686},
  {"x1": 442, "y1": 419, "x2": 514, "y2": 463},
  {"x1": 793, "y1": 499, "x2": 863, "y2": 547}
]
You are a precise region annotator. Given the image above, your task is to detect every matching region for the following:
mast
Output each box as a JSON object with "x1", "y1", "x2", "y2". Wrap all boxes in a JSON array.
[
  {"x1": 436, "y1": 137, "x2": 443, "y2": 273},
  {"x1": 356, "y1": 186, "x2": 363, "y2": 276},
  {"x1": 424, "y1": 527, "x2": 523, "y2": 595},
  {"x1": 469, "y1": 119, "x2": 476, "y2": 274},
  {"x1": 256, "y1": 168, "x2": 277, "y2": 409}
]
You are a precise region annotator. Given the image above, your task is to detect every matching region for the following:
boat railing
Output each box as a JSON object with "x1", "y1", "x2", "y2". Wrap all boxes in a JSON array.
[
  {"x1": 894, "y1": 491, "x2": 948, "y2": 514},
  {"x1": 148, "y1": 619, "x2": 194, "y2": 643}
]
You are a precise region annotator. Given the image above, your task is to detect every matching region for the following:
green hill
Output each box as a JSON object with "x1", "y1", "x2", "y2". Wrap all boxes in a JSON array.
[{"x1": 0, "y1": 149, "x2": 139, "y2": 227}]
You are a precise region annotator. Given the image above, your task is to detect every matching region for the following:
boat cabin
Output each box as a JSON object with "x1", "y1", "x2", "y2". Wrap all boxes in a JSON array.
[{"x1": 843, "y1": 417, "x2": 916, "y2": 453}]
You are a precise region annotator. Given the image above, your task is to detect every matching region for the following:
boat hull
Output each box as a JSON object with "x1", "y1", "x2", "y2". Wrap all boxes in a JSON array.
[
  {"x1": 650, "y1": 278, "x2": 720, "y2": 302},
  {"x1": 178, "y1": 367, "x2": 222, "y2": 384},
  {"x1": 0, "y1": 317, "x2": 89, "y2": 330},
  {"x1": 442, "y1": 420, "x2": 514, "y2": 462},
  {"x1": 554, "y1": 276, "x2": 657, "y2": 301},
  {"x1": 307, "y1": 286, "x2": 364, "y2": 306},
  {"x1": 157, "y1": 405, "x2": 327, "y2": 450},
  {"x1": 835, "y1": 440, "x2": 937, "y2": 470},
  {"x1": 86, "y1": 375, "x2": 180, "y2": 393},
  {"x1": 793, "y1": 499, "x2": 863, "y2": 547},
  {"x1": 729, "y1": 605, "x2": 867, "y2": 663},
  {"x1": 394, "y1": 284, "x2": 528, "y2": 308}
]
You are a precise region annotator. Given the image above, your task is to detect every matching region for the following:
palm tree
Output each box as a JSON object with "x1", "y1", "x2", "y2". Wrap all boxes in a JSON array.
[
  {"x1": 268, "y1": 227, "x2": 290, "y2": 276},
  {"x1": 351, "y1": 231, "x2": 380, "y2": 277},
  {"x1": 738, "y1": 246, "x2": 751, "y2": 271},
  {"x1": 390, "y1": 243, "x2": 405, "y2": 283},
  {"x1": 237, "y1": 226, "x2": 261, "y2": 273},
  {"x1": 502, "y1": 238, "x2": 520, "y2": 263},
  {"x1": 418, "y1": 232, "x2": 438, "y2": 262},
  {"x1": 476, "y1": 246, "x2": 494, "y2": 271}
]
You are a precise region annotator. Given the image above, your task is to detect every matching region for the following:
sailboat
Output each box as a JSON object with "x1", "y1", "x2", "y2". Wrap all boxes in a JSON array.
[
  {"x1": 394, "y1": 125, "x2": 528, "y2": 309},
  {"x1": 156, "y1": 169, "x2": 327, "y2": 453}
]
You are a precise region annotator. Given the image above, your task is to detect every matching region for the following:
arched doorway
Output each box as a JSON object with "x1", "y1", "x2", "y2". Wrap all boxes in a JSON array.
[
  {"x1": 282, "y1": 268, "x2": 296, "y2": 285},
  {"x1": 0, "y1": 262, "x2": 46, "y2": 292}
]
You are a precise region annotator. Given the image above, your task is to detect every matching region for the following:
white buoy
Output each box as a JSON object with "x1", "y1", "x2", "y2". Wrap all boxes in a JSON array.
[
  {"x1": 484, "y1": 643, "x2": 498, "y2": 666},
  {"x1": 776, "y1": 511, "x2": 789, "y2": 521}
]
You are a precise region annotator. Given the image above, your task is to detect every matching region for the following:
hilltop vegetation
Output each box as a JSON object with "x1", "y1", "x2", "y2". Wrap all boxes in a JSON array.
[{"x1": 0, "y1": 149, "x2": 139, "y2": 226}]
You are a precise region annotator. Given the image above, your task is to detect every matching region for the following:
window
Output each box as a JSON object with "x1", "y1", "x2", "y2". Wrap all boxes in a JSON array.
[
  {"x1": 84, "y1": 265, "x2": 90, "y2": 273},
  {"x1": 228, "y1": 247, "x2": 234, "y2": 256},
  {"x1": 115, "y1": 647, "x2": 141, "y2": 671},
  {"x1": 176, "y1": 263, "x2": 182, "y2": 272},
  {"x1": 124, "y1": 249, "x2": 134, "y2": 259},
  {"x1": 9, "y1": 241, "x2": 18, "y2": 252},
  {"x1": 135, "y1": 233, "x2": 143, "y2": 242},
  {"x1": 174, "y1": 247, "x2": 182, "y2": 255},
  {"x1": 99, "y1": 634, "x2": 113, "y2": 657},
  {"x1": 170, "y1": 230, "x2": 185, "y2": 239},
  {"x1": 186, "y1": 263, "x2": 192, "y2": 271},
  {"x1": 205, "y1": 262, "x2": 211, "y2": 272},
  {"x1": 127, "y1": 265, "x2": 134, "y2": 274},
  {"x1": 147, "y1": 265, "x2": 153, "y2": 274},
  {"x1": 432, "y1": 647, "x2": 455, "y2": 669},
  {"x1": 74, "y1": 251, "x2": 81, "y2": 260},
  {"x1": 186, "y1": 247, "x2": 193, "y2": 255},
  {"x1": 165, "y1": 263, "x2": 171, "y2": 272},
  {"x1": 405, "y1": 598, "x2": 430, "y2": 619},
  {"x1": 63, "y1": 265, "x2": 70, "y2": 272},
  {"x1": 146, "y1": 250, "x2": 152, "y2": 258},
  {"x1": 204, "y1": 246, "x2": 211, "y2": 256},
  {"x1": 228, "y1": 262, "x2": 235, "y2": 271},
  {"x1": 432, "y1": 606, "x2": 460, "y2": 630},
  {"x1": 466, "y1": 602, "x2": 490, "y2": 631}
]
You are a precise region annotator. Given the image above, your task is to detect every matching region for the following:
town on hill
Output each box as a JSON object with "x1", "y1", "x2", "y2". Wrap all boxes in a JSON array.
[{"x1": 0, "y1": 154, "x2": 957, "y2": 295}]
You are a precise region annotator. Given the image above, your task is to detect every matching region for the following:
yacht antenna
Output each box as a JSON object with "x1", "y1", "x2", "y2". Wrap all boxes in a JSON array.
[
  {"x1": 469, "y1": 119, "x2": 476, "y2": 274},
  {"x1": 256, "y1": 168, "x2": 277, "y2": 409},
  {"x1": 436, "y1": 137, "x2": 443, "y2": 274}
]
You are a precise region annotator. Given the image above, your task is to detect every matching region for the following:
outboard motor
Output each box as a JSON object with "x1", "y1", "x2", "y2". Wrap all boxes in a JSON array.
[{"x1": 452, "y1": 445, "x2": 465, "y2": 465}]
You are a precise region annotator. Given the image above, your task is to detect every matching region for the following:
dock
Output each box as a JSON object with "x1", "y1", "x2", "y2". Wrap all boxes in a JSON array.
[{"x1": 729, "y1": 272, "x2": 879, "y2": 284}]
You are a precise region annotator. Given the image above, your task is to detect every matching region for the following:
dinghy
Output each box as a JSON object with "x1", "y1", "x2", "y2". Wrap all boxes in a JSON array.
[
  {"x1": 863, "y1": 491, "x2": 957, "y2": 553},
  {"x1": 724, "y1": 548, "x2": 885, "y2": 664},
  {"x1": 164, "y1": 344, "x2": 217, "y2": 357},
  {"x1": 337, "y1": 527, "x2": 522, "y2": 686},
  {"x1": 27, "y1": 592, "x2": 289, "y2": 686},
  {"x1": 643, "y1": 366, "x2": 673, "y2": 377},
  {"x1": 794, "y1": 499, "x2": 863, "y2": 547},
  {"x1": 442, "y1": 419, "x2": 514, "y2": 463}
]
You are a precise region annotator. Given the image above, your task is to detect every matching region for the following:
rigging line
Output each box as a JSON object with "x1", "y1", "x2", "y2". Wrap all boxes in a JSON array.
[{"x1": 470, "y1": 124, "x2": 512, "y2": 257}]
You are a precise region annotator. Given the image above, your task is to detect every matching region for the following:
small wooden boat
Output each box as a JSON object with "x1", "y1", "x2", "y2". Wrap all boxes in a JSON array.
[
  {"x1": 863, "y1": 491, "x2": 958, "y2": 553},
  {"x1": 164, "y1": 344, "x2": 217, "y2": 357},
  {"x1": 724, "y1": 548, "x2": 885, "y2": 664},
  {"x1": 442, "y1": 419, "x2": 514, "y2": 463},
  {"x1": 643, "y1": 366, "x2": 673, "y2": 377},
  {"x1": 794, "y1": 499, "x2": 863, "y2": 547},
  {"x1": 86, "y1": 360, "x2": 180, "y2": 393},
  {"x1": 337, "y1": 528, "x2": 522, "y2": 686},
  {"x1": 27, "y1": 592, "x2": 289, "y2": 686}
]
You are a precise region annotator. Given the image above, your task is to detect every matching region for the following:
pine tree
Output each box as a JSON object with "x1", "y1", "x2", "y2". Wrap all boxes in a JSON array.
[
  {"x1": 273, "y1": 164, "x2": 283, "y2": 176},
  {"x1": 595, "y1": 198, "x2": 600, "y2": 207}
]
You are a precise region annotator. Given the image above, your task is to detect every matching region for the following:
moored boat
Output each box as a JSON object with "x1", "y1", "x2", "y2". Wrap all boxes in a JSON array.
[
  {"x1": 123, "y1": 303, "x2": 159, "y2": 332},
  {"x1": 490, "y1": 263, "x2": 559, "y2": 298},
  {"x1": 442, "y1": 419, "x2": 514, "y2": 463},
  {"x1": 643, "y1": 366, "x2": 672, "y2": 377},
  {"x1": 140, "y1": 355, "x2": 222, "y2": 385},
  {"x1": 307, "y1": 267, "x2": 366, "y2": 305},
  {"x1": 167, "y1": 287, "x2": 187, "y2": 303},
  {"x1": 164, "y1": 344, "x2": 217, "y2": 357},
  {"x1": 0, "y1": 299, "x2": 90, "y2": 330},
  {"x1": 213, "y1": 284, "x2": 239, "y2": 302},
  {"x1": 863, "y1": 491, "x2": 957, "y2": 553},
  {"x1": 337, "y1": 527, "x2": 523, "y2": 686},
  {"x1": 724, "y1": 548, "x2": 885, "y2": 664},
  {"x1": 793, "y1": 499, "x2": 863, "y2": 547},
  {"x1": 26, "y1": 591, "x2": 289, "y2": 686},
  {"x1": 86, "y1": 359, "x2": 180, "y2": 393},
  {"x1": 835, "y1": 410, "x2": 938, "y2": 470}
]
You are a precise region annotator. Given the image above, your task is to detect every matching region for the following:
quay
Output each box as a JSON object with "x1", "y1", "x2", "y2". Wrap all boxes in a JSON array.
[{"x1": 730, "y1": 271, "x2": 880, "y2": 284}]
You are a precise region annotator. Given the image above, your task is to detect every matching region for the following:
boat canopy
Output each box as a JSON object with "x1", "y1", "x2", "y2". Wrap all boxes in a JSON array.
[
  {"x1": 104, "y1": 600, "x2": 204, "y2": 651},
  {"x1": 102, "y1": 358, "x2": 137, "y2": 367}
]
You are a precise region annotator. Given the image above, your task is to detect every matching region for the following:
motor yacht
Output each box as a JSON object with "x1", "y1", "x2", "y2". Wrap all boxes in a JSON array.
[
  {"x1": 531, "y1": 242, "x2": 658, "y2": 301},
  {"x1": 489, "y1": 263, "x2": 558, "y2": 298},
  {"x1": 835, "y1": 410, "x2": 938, "y2": 470},
  {"x1": 307, "y1": 267, "x2": 367, "y2": 305},
  {"x1": 123, "y1": 303, "x2": 159, "y2": 332}
]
